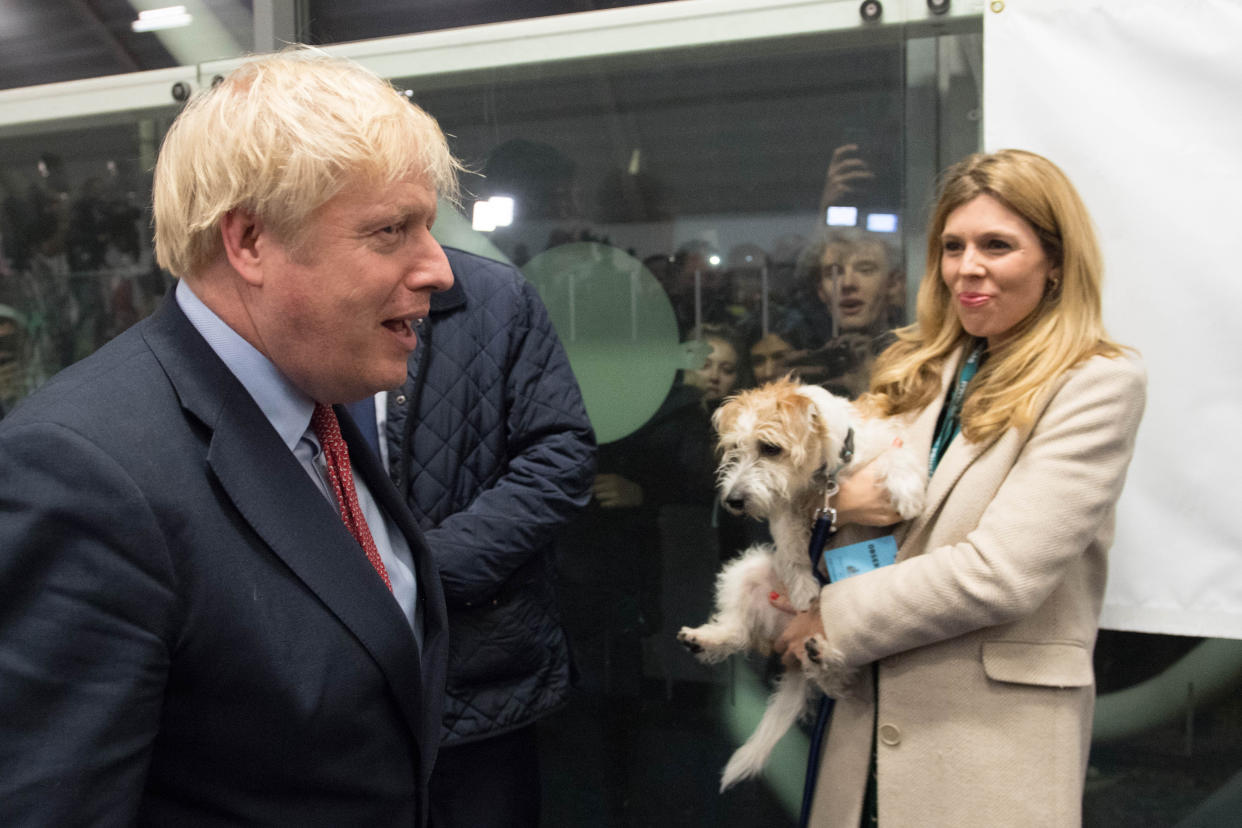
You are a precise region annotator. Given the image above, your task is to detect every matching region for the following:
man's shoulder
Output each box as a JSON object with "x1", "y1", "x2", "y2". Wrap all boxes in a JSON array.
[{"x1": 1, "y1": 318, "x2": 170, "y2": 438}]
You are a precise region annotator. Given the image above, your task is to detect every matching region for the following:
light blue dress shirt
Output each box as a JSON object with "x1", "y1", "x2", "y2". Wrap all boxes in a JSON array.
[{"x1": 175, "y1": 280, "x2": 421, "y2": 647}]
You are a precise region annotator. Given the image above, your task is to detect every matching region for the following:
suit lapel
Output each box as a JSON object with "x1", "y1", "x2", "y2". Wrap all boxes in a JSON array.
[
  {"x1": 338, "y1": 404, "x2": 448, "y2": 781},
  {"x1": 140, "y1": 295, "x2": 428, "y2": 743},
  {"x1": 897, "y1": 345, "x2": 1001, "y2": 556}
]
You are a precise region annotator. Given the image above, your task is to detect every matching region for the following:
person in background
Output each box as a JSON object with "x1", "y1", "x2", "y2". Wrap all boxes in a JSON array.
[
  {"x1": 776, "y1": 149, "x2": 1146, "y2": 826},
  {"x1": 681, "y1": 323, "x2": 744, "y2": 405},
  {"x1": 0, "y1": 306, "x2": 25, "y2": 415},
  {"x1": 0, "y1": 48, "x2": 456, "y2": 826},
  {"x1": 748, "y1": 328, "x2": 798, "y2": 386},
  {"x1": 347, "y1": 247, "x2": 596, "y2": 828},
  {"x1": 786, "y1": 229, "x2": 903, "y2": 398}
]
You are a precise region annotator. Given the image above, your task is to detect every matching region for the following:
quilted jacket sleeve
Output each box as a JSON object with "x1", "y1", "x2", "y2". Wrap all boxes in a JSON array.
[{"x1": 418, "y1": 271, "x2": 597, "y2": 608}]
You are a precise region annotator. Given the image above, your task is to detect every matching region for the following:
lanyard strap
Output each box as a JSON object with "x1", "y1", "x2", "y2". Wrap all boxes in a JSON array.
[
  {"x1": 807, "y1": 426, "x2": 854, "y2": 586},
  {"x1": 929, "y1": 341, "x2": 985, "y2": 475}
]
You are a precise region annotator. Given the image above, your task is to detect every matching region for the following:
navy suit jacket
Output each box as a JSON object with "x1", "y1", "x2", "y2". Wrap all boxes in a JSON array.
[{"x1": 0, "y1": 293, "x2": 448, "y2": 826}]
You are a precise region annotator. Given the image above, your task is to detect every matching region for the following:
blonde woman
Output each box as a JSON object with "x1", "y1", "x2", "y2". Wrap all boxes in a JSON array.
[{"x1": 774, "y1": 149, "x2": 1146, "y2": 826}]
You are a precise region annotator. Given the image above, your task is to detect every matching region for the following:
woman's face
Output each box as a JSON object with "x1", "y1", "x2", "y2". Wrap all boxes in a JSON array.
[
  {"x1": 749, "y1": 332, "x2": 793, "y2": 385},
  {"x1": 940, "y1": 193, "x2": 1057, "y2": 348},
  {"x1": 694, "y1": 337, "x2": 740, "y2": 402}
]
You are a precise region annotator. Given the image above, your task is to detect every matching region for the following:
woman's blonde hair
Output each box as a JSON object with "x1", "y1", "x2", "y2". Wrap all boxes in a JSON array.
[
  {"x1": 153, "y1": 46, "x2": 464, "y2": 278},
  {"x1": 862, "y1": 149, "x2": 1124, "y2": 441}
]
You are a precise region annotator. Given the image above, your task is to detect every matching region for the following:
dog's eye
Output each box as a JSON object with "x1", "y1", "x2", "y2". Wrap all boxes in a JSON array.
[{"x1": 759, "y1": 442, "x2": 783, "y2": 457}]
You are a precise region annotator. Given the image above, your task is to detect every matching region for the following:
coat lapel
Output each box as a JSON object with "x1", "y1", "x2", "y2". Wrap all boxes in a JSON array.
[
  {"x1": 140, "y1": 295, "x2": 429, "y2": 744},
  {"x1": 897, "y1": 345, "x2": 1001, "y2": 557},
  {"x1": 338, "y1": 404, "x2": 449, "y2": 782}
]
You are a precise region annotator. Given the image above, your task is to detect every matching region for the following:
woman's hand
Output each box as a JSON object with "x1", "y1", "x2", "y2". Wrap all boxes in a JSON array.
[
  {"x1": 834, "y1": 442, "x2": 904, "y2": 527},
  {"x1": 593, "y1": 473, "x2": 644, "y2": 509},
  {"x1": 772, "y1": 598, "x2": 828, "y2": 670}
]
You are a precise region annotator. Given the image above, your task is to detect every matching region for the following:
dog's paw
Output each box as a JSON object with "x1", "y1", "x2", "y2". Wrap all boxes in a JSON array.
[
  {"x1": 677, "y1": 624, "x2": 743, "y2": 663},
  {"x1": 801, "y1": 639, "x2": 861, "y2": 699},
  {"x1": 786, "y1": 577, "x2": 821, "y2": 612},
  {"x1": 889, "y1": 485, "x2": 926, "y2": 521},
  {"x1": 676, "y1": 627, "x2": 705, "y2": 655},
  {"x1": 879, "y1": 448, "x2": 928, "y2": 521}
]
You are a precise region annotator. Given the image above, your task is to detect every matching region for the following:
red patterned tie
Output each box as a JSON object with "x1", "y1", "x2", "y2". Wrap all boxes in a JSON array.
[{"x1": 310, "y1": 403, "x2": 393, "y2": 591}]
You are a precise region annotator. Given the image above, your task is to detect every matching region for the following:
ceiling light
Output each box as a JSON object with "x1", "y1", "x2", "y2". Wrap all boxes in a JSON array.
[
  {"x1": 826, "y1": 205, "x2": 858, "y2": 227},
  {"x1": 132, "y1": 6, "x2": 194, "y2": 33},
  {"x1": 471, "y1": 197, "x2": 515, "y2": 232}
]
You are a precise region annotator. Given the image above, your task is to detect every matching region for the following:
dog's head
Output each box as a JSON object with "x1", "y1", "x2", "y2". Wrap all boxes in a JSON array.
[{"x1": 712, "y1": 377, "x2": 852, "y2": 519}]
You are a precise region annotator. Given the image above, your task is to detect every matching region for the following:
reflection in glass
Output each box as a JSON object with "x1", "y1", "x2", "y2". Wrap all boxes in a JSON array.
[
  {"x1": 411, "y1": 31, "x2": 922, "y2": 825},
  {"x1": 0, "y1": 122, "x2": 173, "y2": 415}
]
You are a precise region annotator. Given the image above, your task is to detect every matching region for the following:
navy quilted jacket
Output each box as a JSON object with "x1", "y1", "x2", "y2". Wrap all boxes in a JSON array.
[{"x1": 383, "y1": 246, "x2": 596, "y2": 745}]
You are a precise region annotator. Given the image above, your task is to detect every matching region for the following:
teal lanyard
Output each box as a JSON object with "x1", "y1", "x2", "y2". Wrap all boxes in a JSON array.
[{"x1": 929, "y1": 341, "x2": 985, "y2": 475}]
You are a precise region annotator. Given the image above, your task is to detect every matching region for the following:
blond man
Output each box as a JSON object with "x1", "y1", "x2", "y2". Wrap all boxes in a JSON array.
[{"x1": 0, "y1": 49, "x2": 457, "y2": 826}]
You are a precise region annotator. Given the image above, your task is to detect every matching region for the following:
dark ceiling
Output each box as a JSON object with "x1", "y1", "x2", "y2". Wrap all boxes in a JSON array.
[{"x1": 0, "y1": 0, "x2": 674, "y2": 92}]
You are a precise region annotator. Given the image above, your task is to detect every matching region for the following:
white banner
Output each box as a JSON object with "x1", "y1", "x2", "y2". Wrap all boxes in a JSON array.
[{"x1": 984, "y1": 0, "x2": 1242, "y2": 638}]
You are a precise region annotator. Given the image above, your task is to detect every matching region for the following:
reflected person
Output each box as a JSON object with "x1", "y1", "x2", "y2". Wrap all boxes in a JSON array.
[
  {"x1": 748, "y1": 329, "x2": 797, "y2": 386},
  {"x1": 789, "y1": 230, "x2": 903, "y2": 397}
]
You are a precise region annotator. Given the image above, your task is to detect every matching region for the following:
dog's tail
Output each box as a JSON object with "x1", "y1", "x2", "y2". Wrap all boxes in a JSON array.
[{"x1": 720, "y1": 669, "x2": 812, "y2": 792}]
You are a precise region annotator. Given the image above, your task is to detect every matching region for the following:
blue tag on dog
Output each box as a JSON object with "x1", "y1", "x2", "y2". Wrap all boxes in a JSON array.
[{"x1": 823, "y1": 535, "x2": 898, "y2": 582}]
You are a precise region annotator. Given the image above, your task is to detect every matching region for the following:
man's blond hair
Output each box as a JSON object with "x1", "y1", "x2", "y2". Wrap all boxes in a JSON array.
[{"x1": 153, "y1": 47, "x2": 463, "y2": 278}]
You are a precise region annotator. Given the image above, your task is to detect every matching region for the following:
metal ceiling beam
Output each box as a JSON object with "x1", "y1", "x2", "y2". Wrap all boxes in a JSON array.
[{"x1": 67, "y1": 0, "x2": 144, "y2": 72}]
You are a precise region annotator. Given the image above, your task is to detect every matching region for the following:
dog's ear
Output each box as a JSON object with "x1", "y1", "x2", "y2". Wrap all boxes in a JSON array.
[
  {"x1": 771, "y1": 390, "x2": 817, "y2": 467},
  {"x1": 794, "y1": 384, "x2": 851, "y2": 467}
]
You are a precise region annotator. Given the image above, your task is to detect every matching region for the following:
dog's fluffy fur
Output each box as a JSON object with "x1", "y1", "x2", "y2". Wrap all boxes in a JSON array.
[{"x1": 677, "y1": 377, "x2": 926, "y2": 791}]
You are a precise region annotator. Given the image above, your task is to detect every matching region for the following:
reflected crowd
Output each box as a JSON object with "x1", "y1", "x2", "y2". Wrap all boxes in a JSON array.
[{"x1": 0, "y1": 152, "x2": 170, "y2": 416}]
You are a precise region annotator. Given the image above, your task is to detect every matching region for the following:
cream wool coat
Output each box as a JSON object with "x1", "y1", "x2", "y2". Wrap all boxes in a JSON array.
[{"x1": 809, "y1": 348, "x2": 1146, "y2": 827}]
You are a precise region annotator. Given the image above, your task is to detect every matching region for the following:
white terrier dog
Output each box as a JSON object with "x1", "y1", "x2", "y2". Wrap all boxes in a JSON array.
[{"x1": 677, "y1": 377, "x2": 926, "y2": 791}]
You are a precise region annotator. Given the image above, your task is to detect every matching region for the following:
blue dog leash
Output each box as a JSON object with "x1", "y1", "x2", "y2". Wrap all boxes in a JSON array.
[{"x1": 798, "y1": 428, "x2": 853, "y2": 827}]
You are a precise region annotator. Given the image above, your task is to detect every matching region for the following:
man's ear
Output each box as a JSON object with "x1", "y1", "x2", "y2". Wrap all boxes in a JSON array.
[{"x1": 220, "y1": 209, "x2": 266, "y2": 287}]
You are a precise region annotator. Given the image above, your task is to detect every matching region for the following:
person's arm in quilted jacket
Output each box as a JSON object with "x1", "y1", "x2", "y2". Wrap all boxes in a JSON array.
[{"x1": 418, "y1": 275, "x2": 597, "y2": 608}]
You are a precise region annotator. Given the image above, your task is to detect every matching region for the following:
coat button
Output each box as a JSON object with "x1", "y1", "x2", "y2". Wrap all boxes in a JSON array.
[
  {"x1": 395, "y1": 394, "x2": 407, "y2": 405},
  {"x1": 878, "y1": 723, "x2": 901, "y2": 746}
]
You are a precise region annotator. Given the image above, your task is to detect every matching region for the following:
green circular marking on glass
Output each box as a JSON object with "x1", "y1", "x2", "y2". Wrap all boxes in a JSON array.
[{"x1": 522, "y1": 242, "x2": 683, "y2": 444}]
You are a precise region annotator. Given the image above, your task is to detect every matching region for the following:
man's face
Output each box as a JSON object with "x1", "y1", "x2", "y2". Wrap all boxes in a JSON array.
[
  {"x1": 749, "y1": 332, "x2": 793, "y2": 385},
  {"x1": 246, "y1": 173, "x2": 453, "y2": 403},
  {"x1": 817, "y1": 241, "x2": 893, "y2": 334}
]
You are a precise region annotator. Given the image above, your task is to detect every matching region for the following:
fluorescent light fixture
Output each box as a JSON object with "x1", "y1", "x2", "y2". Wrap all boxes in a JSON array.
[
  {"x1": 866, "y1": 212, "x2": 899, "y2": 233},
  {"x1": 826, "y1": 205, "x2": 858, "y2": 227},
  {"x1": 487, "y1": 196, "x2": 514, "y2": 227},
  {"x1": 471, "y1": 202, "x2": 496, "y2": 232},
  {"x1": 132, "y1": 6, "x2": 193, "y2": 32},
  {"x1": 471, "y1": 197, "x2": 515, "y2": 232}
]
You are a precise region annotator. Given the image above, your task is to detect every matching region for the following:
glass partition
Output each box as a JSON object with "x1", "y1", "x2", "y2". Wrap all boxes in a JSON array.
[
  {"x1": 0, "y1": 109, "x2": 178, "y2": 415},
  {"x1": 1, "y1": 4, "x2": 1237, "y2": 826},
  {"x1": 399, "y1": 21, "x2": 981, "y2": 826}
]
